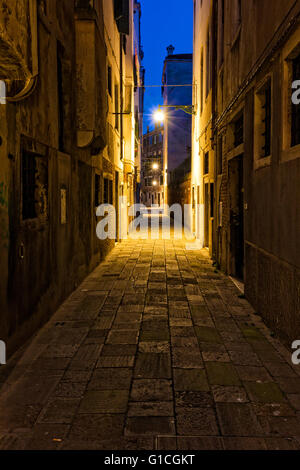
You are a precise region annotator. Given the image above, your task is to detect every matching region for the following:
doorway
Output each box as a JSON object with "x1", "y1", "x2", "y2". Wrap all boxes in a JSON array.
[
  {"x1": 228, "y1": 154, "x2": 244, "y2": 280},
  {"x1": 204, "y1": 183, "x2": 209, "y2": 247}
]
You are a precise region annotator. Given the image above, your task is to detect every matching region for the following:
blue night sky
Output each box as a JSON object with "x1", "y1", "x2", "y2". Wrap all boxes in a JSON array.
[{"x1": 140, "y1": 0, "x2": 193, "y2": 132}]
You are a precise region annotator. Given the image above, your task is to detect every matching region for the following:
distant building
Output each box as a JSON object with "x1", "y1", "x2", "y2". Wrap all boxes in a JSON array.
[
  {"x1": 162, "y1": 47, "x2": 193, "y2": 210},
  {"x1": 141, "y1": 124, "x2": 164, "y2": 206}
]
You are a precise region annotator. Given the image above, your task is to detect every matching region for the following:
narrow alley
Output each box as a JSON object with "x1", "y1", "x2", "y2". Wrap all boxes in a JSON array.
[
  {"x1": 1, "y1": 216, "x2": 300, "y2": 451},
  {"x1": 0, "y1": 0, "x2": 300, "y2": 456}
]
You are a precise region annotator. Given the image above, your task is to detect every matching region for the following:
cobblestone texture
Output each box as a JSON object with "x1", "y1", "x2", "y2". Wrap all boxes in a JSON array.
[{"x1": 1, "y1": 235, "x2": 300, "y2": 450}]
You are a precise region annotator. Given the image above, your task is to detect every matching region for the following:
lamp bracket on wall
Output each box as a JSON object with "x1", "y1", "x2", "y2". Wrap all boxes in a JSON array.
[{"x1": 158, "y1": 104, "x2": 195, "y2": 116}]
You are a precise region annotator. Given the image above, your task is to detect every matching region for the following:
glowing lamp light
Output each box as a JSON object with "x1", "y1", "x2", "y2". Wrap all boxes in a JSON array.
[
  {"x1": 152, "y1": 163, "x2": 159, "y2": 170},
  {"x1": 152, "y1": 180, "x2": 158, "y2": 186},
  {"x1": 154, "y1": 109, "x2": 165, "y2": 123}
]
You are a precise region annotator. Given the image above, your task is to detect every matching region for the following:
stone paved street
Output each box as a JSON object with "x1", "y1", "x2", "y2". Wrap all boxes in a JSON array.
[{"x1": 1, "y1": 232, "x2": 300, "y2": 450}]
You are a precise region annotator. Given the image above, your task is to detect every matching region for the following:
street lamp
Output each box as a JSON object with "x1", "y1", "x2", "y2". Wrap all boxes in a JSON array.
[
  {"x1": 152, "y1": 163, "x2": 159, "y2": 170},
  {"x1": 152, "y1": 180, "x2": 158, "y2": 186},
  {"x1": 154, "y1": 109, "x2": 165, "y2": 123}
]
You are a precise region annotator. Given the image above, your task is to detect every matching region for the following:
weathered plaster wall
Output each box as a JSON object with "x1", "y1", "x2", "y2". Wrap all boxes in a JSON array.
[{"x1": 0, "y1": 0, "x2": 110, "y2": 356}]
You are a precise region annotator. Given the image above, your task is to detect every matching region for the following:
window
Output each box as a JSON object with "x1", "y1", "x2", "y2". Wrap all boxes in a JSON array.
[
  {"x1": 217, "y1": 136, "x2": 223, "y2": 175},
  {"x1": 104, "y1": 178, "x2": 108, "y2": 204},
  {"x1": 206, "y1": 29, "x2": 210, "y2": 97},
  {"x1": 255, "y1": 78, "x2": 272, "y2": 159},
  {"x1": 238, "y1": 0, "x2": 242, "y2": 23},
  {"x1": 204, "y1": 152, "x2": 209, "y2": 175},
  {"x1": 282, "y1": 36, "x2": 300, "y2": 161},
  {"x1": 218, "y1": 0, "x2": 225, "y2": 67},
  {"x1": 122, "y1": 35, "x2": 127, "y2": 54},
  {"x1": 210, "y1": 183, "x2": 214, "y2": 218},
  {"x1": 262, "y1": 81, "x2": 272, "y2": 157},
  {"x1": 95, "y1": 174, "x2": 101, "y2": 207},
  {"x1": 292, "y1": 52, "x2": 300, "y2": 147},
  {"x1": 103, "y1": 178, "x2": 113, "y2": 205},
  {"x1": 57, "y1": 42, "x2": 65, "y2": 151},
  {"x1": 22, "y1": 149, "x2": 48, "y2": 221},
  {"x1": 220, "y1": 71, "x2": 224, "y2": 107},
  {"x1": 108, "y1": 66, "x2": 112, "y2": 97},
  {"x1": 234, "y1": 114, "x2": 244, "y2": 147},
  {"x1": 115, "y1": 84, "x2": 119, "y2": 130},
  {"x1": 22, "y1": 151, "x2": 37, "y2": 220},
  {"x1": 114, "y1": 0, "x2": 130, "y2": 35}
]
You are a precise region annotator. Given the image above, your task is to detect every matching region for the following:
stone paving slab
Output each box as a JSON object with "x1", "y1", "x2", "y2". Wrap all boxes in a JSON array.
[{"x1": 1, "y1": 235, "x2": 300, "y2": 450}]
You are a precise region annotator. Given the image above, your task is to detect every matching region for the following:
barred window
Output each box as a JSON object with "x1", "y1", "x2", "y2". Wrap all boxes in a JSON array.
[
  {"x1": 104, "y1": 178, "x2": 113, "y2": 205},
  {"x1": 255, "y1": 78, "x2": 272, "y2": 159},
  {"x1": 95, "y1": 174, "x2": 101, "y2": 207},
  {"x1": 204, "y1": 152, "x2": 209, "y2": 175},
  {"x1": 22, "y1": 150, "x2": 48, "y2": 221},
  {"x1": 22, "y1": 151, "x2": 37, "y2": 220},
  {"x1": 234, "y1": 114, "x2": 244, "y2": 147}
]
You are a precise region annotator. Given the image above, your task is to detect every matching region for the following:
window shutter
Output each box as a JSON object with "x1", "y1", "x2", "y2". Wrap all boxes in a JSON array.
[{"x1": 114, "y1": 0, "x2": 130, "y2": 35}]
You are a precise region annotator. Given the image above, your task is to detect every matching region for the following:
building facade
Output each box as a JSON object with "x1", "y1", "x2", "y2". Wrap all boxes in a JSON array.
[
  {"x1": 162, "y1": 47, "x2": 193, "y2": 211},
  {"x1": 141, "y1": 124, "x2": 164, "y2": 206},
  {"x1": 192, "y1": 0, "x2": 215, "y2": 252},
  {"x1": 133, "y1": 1, "x2": 145, "y2": 204},
  {"x1": 0, "y1": 0, "x2": 143, "y2": 356},
  {"x1": 192, "y1": 0, "x2": 300, "y2": 343},
  {"x1": 103, "y1": 0, "x2": 144, "y2": 239}
]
